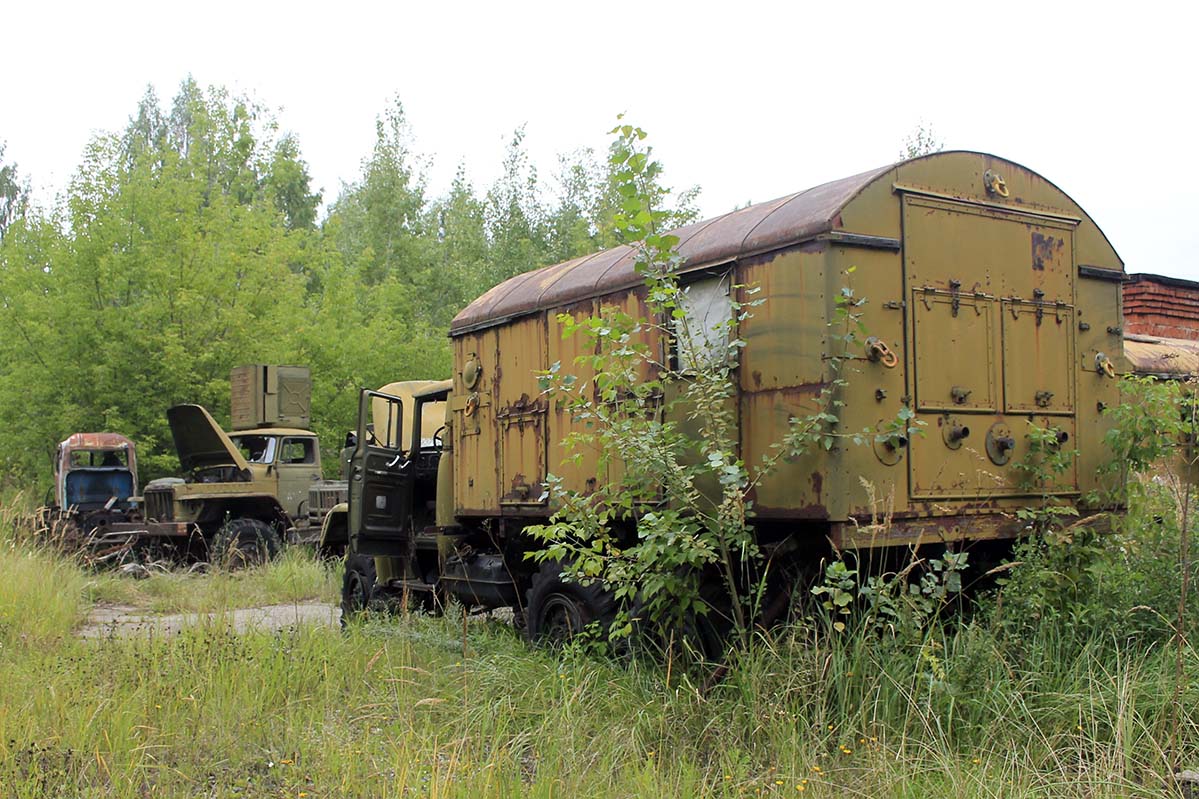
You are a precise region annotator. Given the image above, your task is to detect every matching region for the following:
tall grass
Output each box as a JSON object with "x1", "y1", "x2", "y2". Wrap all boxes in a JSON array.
[
  {"x1": 0, "y1": 493, "x2": 1195, "y2": 797},
  {"x1": 0, "y1": 494, "x2": 93, "y2": 644}
]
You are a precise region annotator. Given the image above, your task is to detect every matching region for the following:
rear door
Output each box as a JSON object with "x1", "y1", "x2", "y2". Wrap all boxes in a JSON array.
[
  {"x1": 348, "y1": 390, "x2": 412, "y2": 557},
  {"x1": 903, "y1": 194, "x2": 1079, "y2": 499}
]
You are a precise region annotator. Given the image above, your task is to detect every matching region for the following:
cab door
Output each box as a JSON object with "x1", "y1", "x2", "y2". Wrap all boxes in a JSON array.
[
  {"x1": 276, "y1": 436, "x2": 322, "y2": 519},
  {"x1": 348, "y1": 390, "x2": 413, "y2": 557}
]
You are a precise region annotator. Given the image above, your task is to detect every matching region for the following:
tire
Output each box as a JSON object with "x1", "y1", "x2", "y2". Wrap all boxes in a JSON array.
[
  {"x1": 340, "y1": 553, "x2": 377, "y2": 626},
  {"x1": 626, "y1": 576, "x2": 736, "y2": 663},
  {"x1": 525, "y1": 562, "x2": 616, "y2": 646},
  {"x1": 209, "y1": 517, "x2": 282, "y2": 569}
]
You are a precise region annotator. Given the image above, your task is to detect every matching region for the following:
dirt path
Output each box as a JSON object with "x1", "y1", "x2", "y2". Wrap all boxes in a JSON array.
[{"x1": 81, "y1": 601, "x2": 339, "y2": 638}]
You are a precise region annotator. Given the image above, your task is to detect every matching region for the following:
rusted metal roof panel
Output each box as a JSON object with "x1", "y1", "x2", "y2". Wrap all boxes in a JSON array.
[
  {"x1": 59, "y1": 433, "x2": 136, "y2": 451},
  {"x1": 1124, "y1": 333, "x2": 1199, "y2": 379},
  {"x1": 449, "y1": 164, "x2": 893, "y2": 335},
  {"x1": 536, "y1": 250, "x2": 625, "y2": 311},
  {"x1": 741, "y1": 166, "x2": 890, "y2": 255}
]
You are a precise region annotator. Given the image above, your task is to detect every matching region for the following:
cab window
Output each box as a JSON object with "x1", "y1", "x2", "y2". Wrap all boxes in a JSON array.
[
  {"x1": 234, "y1": 435, "x2": 277, "y2": 464},
  {"x1": 68, "y1": 449, "x2": 128, "y2": 468},
  {"x1": 280, "y1": 437, "x2": 316, "y2": 465}
]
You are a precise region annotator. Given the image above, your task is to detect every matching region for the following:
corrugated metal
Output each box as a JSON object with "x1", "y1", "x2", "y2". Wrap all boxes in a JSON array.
[
  {"x1": 449, "y1": 164, "x2": 893, "y2": 335},
  {"x1": 1124, "y1": 333, "x2": 1199, "y2": 378}
]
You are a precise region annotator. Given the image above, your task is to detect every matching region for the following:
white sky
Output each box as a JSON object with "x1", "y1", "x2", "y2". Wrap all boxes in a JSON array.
[{"x1": 5, "y1": 1, "x2": 1198, "y2": 278}]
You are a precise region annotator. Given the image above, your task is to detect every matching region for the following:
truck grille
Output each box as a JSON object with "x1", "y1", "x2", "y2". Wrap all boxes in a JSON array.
[
  {"x1": 308, "y1": 481, "x2": 348, "y2": 524},
  {"x1": 144, "y1": 488, "x2": 174, "y2": 522}
]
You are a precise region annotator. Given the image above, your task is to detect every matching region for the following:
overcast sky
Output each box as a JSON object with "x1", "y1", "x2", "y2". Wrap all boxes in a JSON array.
[{"x1": 6, "y1": 1, "x2": 1197, "y2": 279}]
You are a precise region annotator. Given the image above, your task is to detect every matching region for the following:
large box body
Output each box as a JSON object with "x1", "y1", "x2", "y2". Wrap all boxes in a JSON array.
[
  {"x1": 230, "y1": 365, "x2": 311, "y2": 431},
  {"x1": 446, "y1": 152, "x2": 1128, "y2": 549}
]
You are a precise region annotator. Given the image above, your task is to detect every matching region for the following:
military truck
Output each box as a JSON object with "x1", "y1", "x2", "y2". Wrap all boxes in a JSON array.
[
  {"x1": 313, "y1": 380, "x2": 451, "y2": 613},
  {"x1": 341, "y1": 151, "x2": 1129, "y2": 640},
  {"x1": 39, "y1": 432, "x2": 141, "y2": 559},
  {"x1": 117, "y1": 365, "x2": 330, "y2": 566}
]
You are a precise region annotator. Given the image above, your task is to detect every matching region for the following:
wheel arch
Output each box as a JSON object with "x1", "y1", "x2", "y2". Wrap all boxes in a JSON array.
[
  {"x1": 318, "y1": 502, "x2": 349, "y2": 557},
  {"x1": 199, "y1": 496, "x2": 289, "y2": 533}
]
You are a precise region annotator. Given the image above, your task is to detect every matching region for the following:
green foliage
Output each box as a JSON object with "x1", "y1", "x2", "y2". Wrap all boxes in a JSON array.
[
  {"x1": 1, "y1": 81, "x2": 706, "y2": 488},
  {"x1": 527, "y1": 122, "x2": 920, "y2": 654},
  {"x1": 812, "y1": 550, "x2": 968, "y2": 639},
  {"x1": 0, "y1": 140, "x2": 30, "y2": 240},
  {"x1": 1094, "y1": 376, "x2": 1196, "y2": 503},
  {"x1": 988, "y1": 377, "x2": 1199, "y2": 649},
  {"x1": 0, "y1": 80, "x2": 313, "y2": 481},
  {"x1": 525, "y1": 119, "x2": 757, "y2": 647},
  {"x1": 1, "y1": 496, "x2": 1195, "y2": 797},
  {"x1": 899, "y1": 121, "x2": 944, "y2": 160}
]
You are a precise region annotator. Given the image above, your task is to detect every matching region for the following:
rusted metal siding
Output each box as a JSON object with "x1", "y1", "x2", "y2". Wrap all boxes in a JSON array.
[
  {"x1": 546, "y1": 300, "x2": 601, "y2": 496},
  {"x1": 496, "y1": 315, "x2": 549, "y2": 508},
  {"x1": 451, "y1": 330, "x2": 499, "y2": 515},
  {"x1": 1074, "y1": 275, "x2": 1124, "y2": 498}
]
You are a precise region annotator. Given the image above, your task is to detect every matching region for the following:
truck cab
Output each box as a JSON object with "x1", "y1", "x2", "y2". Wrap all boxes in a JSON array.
[
  {"x1": 42, "y1": 432, "x2": 141, "y2": 545},
  {"x1": 227, "y1": 428, "x2": 323, "y2": 520},
  {"x1": 52, "y1": 433, "x2": 138, "y2": 515},
  {"x1": 340, "y1": 380, "x2": 451, "y2": 616}
]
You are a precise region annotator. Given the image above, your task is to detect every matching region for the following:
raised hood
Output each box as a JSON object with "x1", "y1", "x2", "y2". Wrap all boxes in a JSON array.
[{"x1": 166, "y1": 404, "x2": 251, "y2": 476}]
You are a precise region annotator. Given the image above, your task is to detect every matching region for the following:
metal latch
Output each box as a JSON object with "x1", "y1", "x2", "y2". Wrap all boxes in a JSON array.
[
  {"x1": 1035, "y1": 390, "x2": 1054, "y2": 408},
  {"x1": 865, "y1": 337, "x2": 899, "y2": 368},
  {"x1": 951, "y1": 386, "x2": 972, "y2": 405}
]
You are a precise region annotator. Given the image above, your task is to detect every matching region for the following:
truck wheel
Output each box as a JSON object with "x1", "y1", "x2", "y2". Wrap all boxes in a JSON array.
[
  {"x1": 340, "y1": 553, "x2": 377, "y2": 626},
  {"x1": 209, "y1": 518, "x2": 281, "y2": 569},
  {"x1": 526, "y1": 562, "x2": 616, "y2": 646}
]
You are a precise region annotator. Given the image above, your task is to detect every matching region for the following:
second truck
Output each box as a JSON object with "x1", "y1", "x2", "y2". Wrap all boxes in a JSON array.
[{"x1": 341, "y1": 152, "x2": 1130, "y2": 641}]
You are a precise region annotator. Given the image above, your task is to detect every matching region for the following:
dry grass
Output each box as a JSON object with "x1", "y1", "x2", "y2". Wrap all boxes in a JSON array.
[{"x1": 0, "y1": 497, "x2": 1194, "y2": 797}]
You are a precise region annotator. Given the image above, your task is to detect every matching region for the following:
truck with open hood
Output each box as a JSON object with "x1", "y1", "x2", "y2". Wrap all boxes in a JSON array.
[{"x1": 110, "y1": 366, "x2": 328, "y2": 566}]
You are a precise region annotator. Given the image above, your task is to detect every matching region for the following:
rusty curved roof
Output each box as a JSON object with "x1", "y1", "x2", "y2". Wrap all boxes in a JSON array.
[
  {"x1": 59, "y1": 432, "x2": 136, "y2": 451},
  {"x1": 450, "y1": 162, "x2": 894, "y2": 335}
]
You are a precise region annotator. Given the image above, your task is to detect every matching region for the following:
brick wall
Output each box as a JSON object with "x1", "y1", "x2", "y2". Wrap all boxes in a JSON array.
[{"x1": 1123, "y1": 273, "x2": 1199, "y2": 341}]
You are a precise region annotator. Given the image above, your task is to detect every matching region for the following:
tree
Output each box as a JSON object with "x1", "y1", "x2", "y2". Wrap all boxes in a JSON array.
[
  {"x1": 484, "y1": 126, "x2": 550, "y2": 285},
  {"x1": 0, "y1": 80, "x2": 315, "y2": 485},
  {"x1": 900, "y1": 122, "x2": 944, "y2": 160},
  {"x1": 325, "y1": 99, "x2": 433, "y2": 288},
  {"x1": 0, "y1": 141, "x2": 30, "y2": 240},
  {"x1": 267, "y1": 134, "x2": 321, "y2": 231},
  {"x1": 545, "y1": 145, "x2": 700, "y2": 268},
  {"x1": 528, "y1": 120, "x2": 765, "y2": 651}
]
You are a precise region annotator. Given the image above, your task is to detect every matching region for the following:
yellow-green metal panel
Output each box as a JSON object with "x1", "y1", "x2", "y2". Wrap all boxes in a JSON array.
[
  {"x1": 823, "y1": 245, "x2": 909, "y2": 520},
  {"x1": 912, "y1": 291, "x2": 997, "y2": 412},
  {"x1": 738, "y1": 248, "x2": 826, "y2": 392},
  {"x1": 453, "y1": 331, "x2": 498, "y2": 515},
  {"x1": 1001, "y1": 300, "x2": 1076, "y2": 414},
  {"x1": 496, "y1": 314, "x2": 548, "y2": 507},
  {"x1": 546, "y1": 302, "x2": 600, "y2": 503}
]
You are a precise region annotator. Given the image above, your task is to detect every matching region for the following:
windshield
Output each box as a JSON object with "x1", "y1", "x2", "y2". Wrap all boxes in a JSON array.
[
  {"x1": 230, "y1": 434, "x2": 278, "y2": 464},
  {"x1": 68, "y1": 449, "x2": 129, "y2": 468}
]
